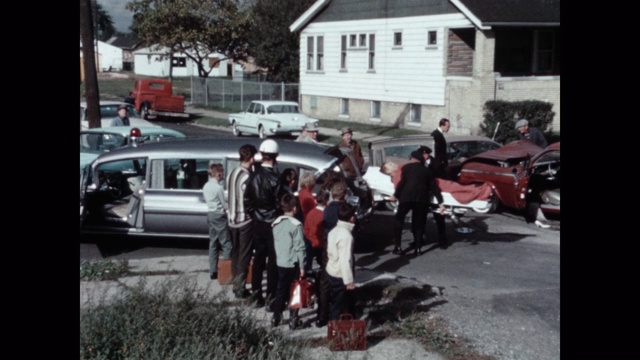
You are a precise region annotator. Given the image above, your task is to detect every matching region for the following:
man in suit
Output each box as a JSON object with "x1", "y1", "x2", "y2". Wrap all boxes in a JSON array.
[
  {"x1": 430, "y1": 118, "x2": 450, "y2": 178},
  {"x1": 389, "y1": 151, "x2": 445, "y2": 256},
  {"x1": 419, "y1": 145, "x2": 449, "y2": 249}
]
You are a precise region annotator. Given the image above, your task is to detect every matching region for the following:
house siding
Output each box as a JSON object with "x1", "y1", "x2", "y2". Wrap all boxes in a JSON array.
[
  {"x1": 133, "y1": 48, "x2": 229, "y2": 78},
  {"x1": 297, "y1": 2, "x2": 560, "y2": 136}
]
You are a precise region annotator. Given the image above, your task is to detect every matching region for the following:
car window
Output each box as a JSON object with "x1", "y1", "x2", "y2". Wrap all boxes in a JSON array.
[
  {"x1": 93, "y1": 158, "x2": 147, "y2": 197},
  {"x1": 100, "y1": 105, "x2": 119, "y2": 118},
  {"x1": 150, "y1": 158, "x2": 224, "y2": 190},
  {"x1": 80, "y1": 133, "x2": 127, "y2": 153},
  {"x1": 246, "y1": 103, "x2": 255, "y2": 113}
]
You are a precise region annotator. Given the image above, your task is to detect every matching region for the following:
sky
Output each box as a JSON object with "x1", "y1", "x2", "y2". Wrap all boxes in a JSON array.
[{"x1": 97, "y1": 0, "x2": 134, "y2": 33}]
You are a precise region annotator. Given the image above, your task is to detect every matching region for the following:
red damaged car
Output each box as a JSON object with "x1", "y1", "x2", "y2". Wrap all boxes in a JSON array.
[{"x1": 457, "y1": 140, "x2": 560, "y2": 217}]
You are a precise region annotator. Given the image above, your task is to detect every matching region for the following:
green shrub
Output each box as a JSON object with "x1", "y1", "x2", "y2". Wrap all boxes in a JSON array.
[
  {"x1": 80, "y1": 259, "x2": 129, "y2": 281},
  {"x1": 480, "y1": 100, "x2": 556, "y2": 145},
  {"x1": 80, "y1": 277, "x2": 307, "y2": 360}
]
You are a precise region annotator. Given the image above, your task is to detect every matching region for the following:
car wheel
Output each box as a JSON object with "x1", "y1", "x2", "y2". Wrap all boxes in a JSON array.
[
  {"x1": 473, "y1": 198, "x2": 499, "y2": 214},
  {"x1": 141, "y1": 102, "x2": 150, "y2": 120},
  {"x1": 232, "y1": 121, "x2": 240, "y2": 136},
  {"x1": 258, "y1": 125, "x2": 266, "y2": 139}
]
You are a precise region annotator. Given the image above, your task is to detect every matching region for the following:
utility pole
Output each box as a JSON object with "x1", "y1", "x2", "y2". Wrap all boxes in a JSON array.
[{"x1": 80, "y1": 0, "x2": 101, "y2": 128}]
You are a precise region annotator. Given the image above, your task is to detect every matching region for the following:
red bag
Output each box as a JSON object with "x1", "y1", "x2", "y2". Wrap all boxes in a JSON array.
[
  {"x1": 289, "y1": 275, "x2": 316, "y2": 309},
  {"x1": 328, "y1": 313, "x2": 367, "y2": 351}
]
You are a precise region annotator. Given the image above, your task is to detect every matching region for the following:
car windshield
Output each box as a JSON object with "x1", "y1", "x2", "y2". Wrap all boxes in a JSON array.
[
  {"x1": 266, "y1": 104, "x2": 300, "y2": 114},
  {"x1": 96, "y1": 104, "x2": 140, "y2": 119},
  {"x1": 80, "y1": 133, "x2": 127, "y2": 154}
]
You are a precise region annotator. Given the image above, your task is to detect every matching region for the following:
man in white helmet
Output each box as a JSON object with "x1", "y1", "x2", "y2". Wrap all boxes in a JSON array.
[{"x1": 244, "y1": 139, "x2": 286, "y2": 309}]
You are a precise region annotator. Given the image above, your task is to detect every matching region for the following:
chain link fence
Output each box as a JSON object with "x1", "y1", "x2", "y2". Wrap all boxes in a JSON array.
[{"x1": 190, "y1": 77, "x2": 300, "y2": 112}]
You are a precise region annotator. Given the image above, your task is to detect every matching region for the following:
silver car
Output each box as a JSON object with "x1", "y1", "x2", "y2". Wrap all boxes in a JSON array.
[{"x1": 80, "y1": 138, "x2": 373, "y2": 238}]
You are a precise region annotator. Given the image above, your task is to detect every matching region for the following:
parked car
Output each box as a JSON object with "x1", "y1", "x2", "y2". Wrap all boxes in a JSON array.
[
  {"x1": 80, "y1": 100, "x2": 156, "y2": 129},
  {"x1": 457, "y1": 140, "x2": 560, "y2": 216},
  {"x1": 129, "y1": 78, "x2": 188, "y2": 120},
  {"x1": 80, "y1": 126, "x2": 187, "y2": 172},
  {"x1": 228, "y1": 101, "x2": 319, "y2": 139},
  {"x1": 79, "y1": 138, "x2": 373, "y2": 238},
  {"x1": 367, "y1": 134, "x2": 502, "y2": 180}
]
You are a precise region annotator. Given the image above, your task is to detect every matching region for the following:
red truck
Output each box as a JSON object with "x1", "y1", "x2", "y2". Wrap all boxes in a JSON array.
[{"x1": 128, "y1": 78, "x2": 189, "y2": 120}]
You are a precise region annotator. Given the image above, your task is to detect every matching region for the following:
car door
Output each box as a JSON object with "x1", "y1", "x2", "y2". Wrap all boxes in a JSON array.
[
  {"x1": 80, "y1": 156, "x2": 147, "y2": 234},
  {"x1": 143, "y1": 157, "x2": 223, "y2": 238}
]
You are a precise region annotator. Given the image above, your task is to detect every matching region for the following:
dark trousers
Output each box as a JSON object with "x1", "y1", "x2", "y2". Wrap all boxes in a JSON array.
[
  {"x1": 230, "y1": 221, "x2": 253, "y2": 295},
  {"x1": 273, "y1": 266, "x2": 298, "y2": 318},
  {"x1": 394, "y1": 201, "x2": 429, "y2": 248},
  {"x1": 316, "y1": 248, "x2": 330, "y2": 322},
  {"x1": 428, "y1": 211, "x2": 447, "y2": 244},
  {"x1": 327, "y1": 273, "x2": 355, "y2": 320},
  {"x1": 251, "y1": 221, "x2": 278, "y2": 302}
]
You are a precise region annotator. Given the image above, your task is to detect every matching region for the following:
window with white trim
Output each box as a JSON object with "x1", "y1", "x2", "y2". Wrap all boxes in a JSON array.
[
  {"x1": 350, "y1": 34, "x2": 357, "y2": 47},
  {"x1": 316, "y1": 36, "x2": 324, "y2": 71},
  {"x1": 307, "y1": 35, "x2": 324, "y2": 72},
  {"x1": 359, "y1": 34, "x2": 366, "y2": 47},
  {"x1": 340, "y1": 98, "x2": 349, "y2": 116},
  {"x1": 409, "y1": 104, "x2": 421, "y2": 123},
  {"x1": 368, "y1": 34, "x2": 376, "y2": 70},
  {"x1": 427, "y1": 30, "x2": 437, "y2": 46},
  {"x1": 393, "y1": 31, "x2": 402, "y2": 47},
  {"x1": 371, "y1": 101, "x2": 380, "y2": 118},
  {"x1": 341, "y1": 35, "x2": 347, "y2": 70}
]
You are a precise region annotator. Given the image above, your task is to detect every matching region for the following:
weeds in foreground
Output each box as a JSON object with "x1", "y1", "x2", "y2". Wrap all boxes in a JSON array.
[
  {"x1": 80, "y1": 276, "x2": 309, "y2": 360},
  {"x1": 80, "y1": 259, "x2": 130, "y2": 281}
]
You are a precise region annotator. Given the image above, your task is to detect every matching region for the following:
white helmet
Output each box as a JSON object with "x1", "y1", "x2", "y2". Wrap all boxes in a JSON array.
[{"x1": 259, "y1": 139, "x2": 279, "y2": 154}]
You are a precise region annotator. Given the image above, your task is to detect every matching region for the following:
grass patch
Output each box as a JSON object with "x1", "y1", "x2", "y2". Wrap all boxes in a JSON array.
[{"x1": 80, "y1": 259, "x2": 130, "y2": 281}]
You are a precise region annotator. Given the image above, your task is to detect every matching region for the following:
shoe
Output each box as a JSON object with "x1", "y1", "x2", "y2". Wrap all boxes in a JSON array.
[
  {"x1": 271, "y1": 316, "x2": 281, "y2": 328},
  {"x1": 315, "y1": 319, "x2": 328, "y2": 328},
  {"x1": 235, "y1": 289, "x2": 251, "y2": 299},
  {"x1": 439, "y1": 242, "x2": 449, "y2": 249},
  {"x1": 392, "y1": 246, "x2": 402, "y2": 255},
  {"x1": 535, "y1": 220, "x2": 551, "y2": 229},
  {"x1": 251, "y1": 294, "x2": 265, "y2": 308},
  {"x1": 415, "y1": 247, "x2": 423, "y2": 255},
  {"x1": 210, "y1": 272, "x2": 218, "y2": 280}
]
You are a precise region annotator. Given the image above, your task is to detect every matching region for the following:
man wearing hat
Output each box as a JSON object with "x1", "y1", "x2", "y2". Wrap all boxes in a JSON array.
[
  {"x1": 338, "y1": 127, "x2": 364, "y2": 178},
  {"x1": 515, "y1": 119, "x2": 547, "y2": 148},
  {"x1": 295, "y1": 122, "x2": 320, "y2": 143},
  {"x1": 110, "y1": 104, "x2": 131, "y2": 127},
  {"x1": 389, "y1": 150, "x2": 444, "y2": 256}
]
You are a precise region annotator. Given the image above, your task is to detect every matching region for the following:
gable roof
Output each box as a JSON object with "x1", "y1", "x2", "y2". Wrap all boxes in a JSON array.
[
  {"x1": 107, "y1": 34, "x2": 142, "y2": 50},
  {"x1": 290, "y1": 0, "x2": 559, "y2": 32}
]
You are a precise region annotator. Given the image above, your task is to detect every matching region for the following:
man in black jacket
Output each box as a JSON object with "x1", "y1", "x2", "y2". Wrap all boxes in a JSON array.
[
  {"x1": 430, "y1": 118, "x2": 450, "y2": 178},
  {"x1": 389, "y1": 151, "x2": 445, "y2": 255},
  {"x1": 419, "y1": 145, "x2": 449, "y2": 248},
  {"x1": 244, "y1": 139, "x2": 285, "y2": 309}
]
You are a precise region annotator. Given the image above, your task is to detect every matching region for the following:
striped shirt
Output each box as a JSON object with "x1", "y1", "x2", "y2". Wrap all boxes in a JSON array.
[{"x1": 226, "y1": 165, "x2": 252, "y2": 228}]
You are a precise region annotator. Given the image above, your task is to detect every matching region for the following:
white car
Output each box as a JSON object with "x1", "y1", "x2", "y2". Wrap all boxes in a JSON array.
[
  {"x1": 80, "y1": 100, "x2": 157, "y2": 129},
  {"x1": 228, "y1": 101, "x2": 319, "y2": 139}
]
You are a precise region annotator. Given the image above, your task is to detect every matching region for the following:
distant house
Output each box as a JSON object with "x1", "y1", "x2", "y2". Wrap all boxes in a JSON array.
[
  {"x1": 133, "y1": 45, "x2": 233, "y2": 78},
  {"x1": 290, "y1": 0, "x2": 561, "y2": 135},
  {"x1": 106, "y1": 34, "x2": 142, "y2": 71},
  {"x1": 79, "y1": 39, "x2": 123, "y2": 72}
]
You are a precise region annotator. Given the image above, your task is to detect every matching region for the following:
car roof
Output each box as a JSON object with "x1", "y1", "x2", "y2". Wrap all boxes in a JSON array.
[
  {"x1": 80, "y1": 126, "x2": 186, "y2": 137},
  {"x1": 91, "y1": 137, "x2": 338, "y2": 170},
  {"x1": 368, "y1": 134, "x2": 498, "y2": 147},
  {"x1": 249, "y1": 101, "x2": 300, "y2": 107}
]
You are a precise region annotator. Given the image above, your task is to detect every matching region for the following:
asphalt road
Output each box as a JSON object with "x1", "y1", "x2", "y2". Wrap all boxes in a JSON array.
[{"x1": 79, "y1": 120, "x2": 560, "y2": 360}]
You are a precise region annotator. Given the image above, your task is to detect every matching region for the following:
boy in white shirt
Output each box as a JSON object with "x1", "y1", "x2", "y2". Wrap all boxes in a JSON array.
[{"x1": 202, "y1": 163, "x2": 232, "y2": 280}]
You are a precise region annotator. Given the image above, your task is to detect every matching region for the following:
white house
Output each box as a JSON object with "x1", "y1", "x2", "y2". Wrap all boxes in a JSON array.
[
  {"x1": 133, "y1": 45, "x2": 231, "y2": 78},
  {"x1": 290, "y1": 0, "x2": 561, "y2": 135},
  {"x1": 79, "y1": 39, "x2": 123, "y2": 72}
]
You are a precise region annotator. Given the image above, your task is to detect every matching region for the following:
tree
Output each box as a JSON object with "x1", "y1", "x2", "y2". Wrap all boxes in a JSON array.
[
  {"x1": 94, "y1": 1, "x2": 116, "y2": 41},
  {"x1": 80, "y1": 0, "x2": 101, "y2": 129},
  {"x1": 128, "y1": 0, "x2": 252, "y2": 80},
  {"x1": 245, "y1": 0, "x2": 315, "y2": 83}
]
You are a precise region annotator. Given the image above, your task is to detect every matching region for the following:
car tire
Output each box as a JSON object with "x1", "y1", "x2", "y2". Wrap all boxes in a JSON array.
[
  {"x1": 473, "y1": 198, "x2": 499, "y2": 214},
  {"x1": 232, "y1": 121, "x2": 240, "y2": 136},
  {"x1": 258, "y1": 125, "x2": 266, "y2": 139},
  {"x1": 141, "y1": 102, "x2": 150, "y2": 120}
]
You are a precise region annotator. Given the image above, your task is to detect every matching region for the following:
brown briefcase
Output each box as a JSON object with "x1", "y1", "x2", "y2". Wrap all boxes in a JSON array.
[
  {"x1": 327, "y1": 313, "x2": 366, "y2": 351},
  {"x1": 217, "y1": 258, "x2": 253, "y2": 285}
]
